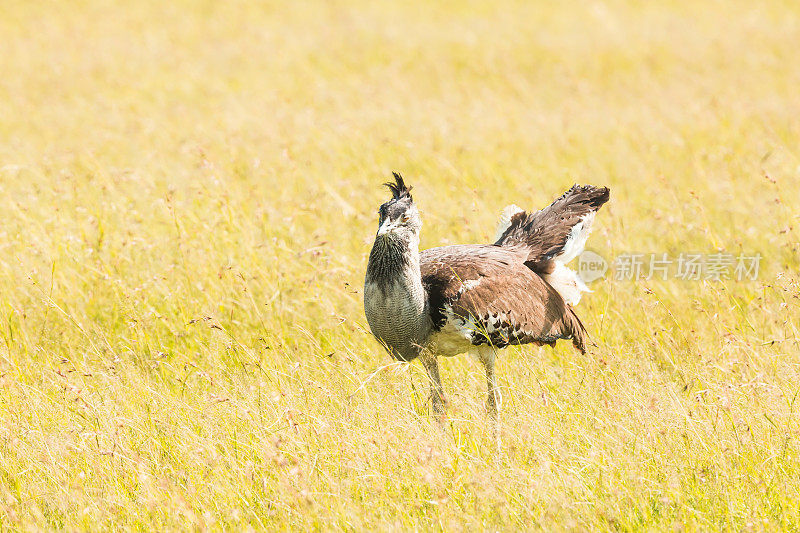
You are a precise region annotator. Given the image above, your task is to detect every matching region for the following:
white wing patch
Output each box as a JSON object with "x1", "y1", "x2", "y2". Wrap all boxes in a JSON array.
[
  {"x1": 460, "y1": 278, "x2": 482, "y2": 291},
  {"x1": 545, "y1": 211, "x2": 596, "y2": 306},
  {"x1": 493, "y1": 204, "x2": 524, "y2": 242},
  {"x1": 429, "y1": 301, "x2": 543, "y2": 355},
  {"x1": 557, "y1": 211, "x2": 595, "y2": 264},
  {"x1": 543, "y1": 261, "x2": 591, "y2": 306},
  {"x1": 492, "y1": 206, "x2": 597, "y2": 306}
]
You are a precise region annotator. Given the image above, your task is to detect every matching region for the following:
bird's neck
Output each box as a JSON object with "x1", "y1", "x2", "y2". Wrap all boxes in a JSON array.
[
  {"x1": 365, "y1": 233, "x2": 422, "y2": 292},
  {"x1": 364, "y1": 232, "x2": 428, "y2": 362}
]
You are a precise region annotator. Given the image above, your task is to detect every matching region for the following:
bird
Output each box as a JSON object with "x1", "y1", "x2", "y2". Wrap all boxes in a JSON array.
[{"x1": 363, "y1": 172, "x2": 610, "y2": 439}]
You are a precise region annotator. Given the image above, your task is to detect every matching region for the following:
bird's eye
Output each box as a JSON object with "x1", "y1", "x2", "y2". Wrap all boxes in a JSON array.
[{"x1": 401, "y1": 214, "x2": 410, "y2": 223}]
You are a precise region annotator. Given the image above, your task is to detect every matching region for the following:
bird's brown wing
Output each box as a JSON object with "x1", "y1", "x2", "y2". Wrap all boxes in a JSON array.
[
  {"x1": 495, "y1": 185, "x2": 610, "y2": 269},
  {"x1": 421, "y1": 245, "x2": 586, "y2": 352}
]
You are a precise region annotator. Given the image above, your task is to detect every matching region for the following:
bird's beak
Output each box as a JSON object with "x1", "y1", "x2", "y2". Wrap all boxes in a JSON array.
[{"x1": 376, "y1": 218, "x2": 395, "y2": 237}]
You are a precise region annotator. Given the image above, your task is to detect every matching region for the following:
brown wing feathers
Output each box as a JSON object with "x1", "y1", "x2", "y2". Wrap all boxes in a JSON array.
[
  {"x1": 418, "y1": 185, "x2": 609, "y2": 355},
  {"x1": 421, "y1": 246, "x2": 587, "y2": 353},
  {"x1": 495, "y1": 185, "x2": 610, "y2": 268},
  {"x1": 452, "y1": 265, "x2": 587, "y2": 353}
]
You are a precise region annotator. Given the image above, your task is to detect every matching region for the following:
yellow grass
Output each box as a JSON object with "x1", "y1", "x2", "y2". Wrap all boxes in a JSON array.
[{"x1": 1, "y1": 0, "x2": 799, "y2": 529}]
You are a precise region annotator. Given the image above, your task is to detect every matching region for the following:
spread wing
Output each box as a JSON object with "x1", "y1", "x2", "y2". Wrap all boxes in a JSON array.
[
  {"x1": 495, "y1": 184, "x2": 610, "y2": 269},
  {"x1": 421, "y1": 245, "x2": 586, "y2": 352}
]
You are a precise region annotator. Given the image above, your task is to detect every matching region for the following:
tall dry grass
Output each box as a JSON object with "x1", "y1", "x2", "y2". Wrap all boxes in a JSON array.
[{"x1": 0, "y1": 0, "x2": 799, "y2": 529}]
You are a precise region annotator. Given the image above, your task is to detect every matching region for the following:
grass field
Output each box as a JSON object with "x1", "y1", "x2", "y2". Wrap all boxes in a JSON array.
[{"x1": 1, "y1": 0, "x2": 799, "y2": 529}]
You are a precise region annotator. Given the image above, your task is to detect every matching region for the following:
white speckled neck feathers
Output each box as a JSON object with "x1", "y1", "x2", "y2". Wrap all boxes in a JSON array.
[{"x1": 364, "y1": 232, "x2": 431, "y2": 361}]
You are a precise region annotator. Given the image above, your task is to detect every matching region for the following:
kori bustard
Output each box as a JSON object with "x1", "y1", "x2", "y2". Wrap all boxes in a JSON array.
[{"x1": 364, "y1": 173, "x2": 609, "y2": 430}]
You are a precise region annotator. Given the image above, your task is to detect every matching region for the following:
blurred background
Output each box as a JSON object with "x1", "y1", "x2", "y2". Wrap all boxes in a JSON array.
[{"x1": 0, "y1": 1, "x2": 798, "y2": 529}]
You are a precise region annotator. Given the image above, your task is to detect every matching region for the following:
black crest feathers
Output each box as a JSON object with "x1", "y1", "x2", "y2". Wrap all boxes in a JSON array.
[{"x1": 384, "y1": 172, "x2": 413, "y2": 201}]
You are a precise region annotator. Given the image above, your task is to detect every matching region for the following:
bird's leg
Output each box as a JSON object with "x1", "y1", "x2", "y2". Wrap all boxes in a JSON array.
[
  {"x1": 478, "y1": 346, "x2": 502, "y2": 450},
  {"x1": 420, "y1": 353, "x2": 447, "y2": 423}
]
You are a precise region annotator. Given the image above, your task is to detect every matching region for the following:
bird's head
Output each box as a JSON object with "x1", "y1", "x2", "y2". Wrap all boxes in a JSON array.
[{"x1": 375, "y1": 172, "x2": 421, "y2": 242}]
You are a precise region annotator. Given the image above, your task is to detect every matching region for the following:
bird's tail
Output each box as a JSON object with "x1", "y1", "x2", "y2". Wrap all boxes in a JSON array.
[
  {"x1": 494, "y1": 185, "x2": 610, "y2": 305},
  {"x1": 566, "y1": 305, "x2": 587, "y2": 354}
]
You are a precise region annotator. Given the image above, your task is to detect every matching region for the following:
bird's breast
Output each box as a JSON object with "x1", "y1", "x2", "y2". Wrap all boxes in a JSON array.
[{"x1": 363, "y1": 277, "x2": 428, "y2": 360}]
